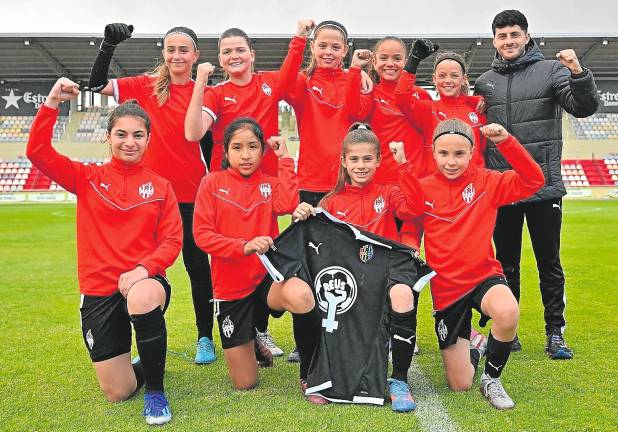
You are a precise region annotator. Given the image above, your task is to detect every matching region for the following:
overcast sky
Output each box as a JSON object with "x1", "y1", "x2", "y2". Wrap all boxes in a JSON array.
[{"x1": 4, "y1": 0, "x2": 618, "y2": 37}]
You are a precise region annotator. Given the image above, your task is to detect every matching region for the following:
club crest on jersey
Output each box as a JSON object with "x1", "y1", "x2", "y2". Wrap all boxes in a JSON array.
[
  {"x1": 261, "y1": 83, "x2": 272, "y2": 96},
  {"x1": 437, "y1": 319, "x2": 448, "y2": 341},
  {"x1": 222, "y1": 316, "x2": 235, "y2": 338},
  {"x1": 138, "y1": 182, "x2": 154, "y2": 199},
  {"x1": 314, "y1": 266, "x2": 358, "y2": 333},
  {"x1": 468, "y1": 111, "x2": 479, "y2": 124},
  {"x1": 462, "y1": 183, "x2": 475, "y2": 204},
  {"x1": 373, "y1": 196, "x2": 385, "y2": 214},
  {"x1": 259, "y1": 183, "x2": 272, "y2": 198},
  {"x1": 359, "y1": 244, "x2": 374, "y2": 263},
  {"x1": 86, "y1": 329, "x2": 94, "y2": 350}
]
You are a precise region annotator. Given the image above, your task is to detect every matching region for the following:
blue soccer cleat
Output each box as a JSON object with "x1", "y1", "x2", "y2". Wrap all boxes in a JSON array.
[
  {"x1": 143, "y1": 391, "x2": 172, "y2": 425},
  {"x1": 546, "y1": 333, "x2": 573, "y2": 360},
  {"x1": 195, "y1": 336, "x2": 216, "y2": 364},
  {"x1": 388, "y1": 378, "x2": 417, "y2": 412}
]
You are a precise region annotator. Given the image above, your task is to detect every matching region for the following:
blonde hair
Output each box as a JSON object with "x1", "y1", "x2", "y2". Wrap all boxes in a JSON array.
[
  {"x1": 319, "y1": 123, "x2": 380, "y2": 207},
  {"x1": 304, "y1": 20, "x2": 348, "y2": 78},
  {"x1": 433, "y1": 51, "x2": 470, "y2": 96},
  {"x1": 151, "y1": 26, "x2": 199, "y2": 106}
]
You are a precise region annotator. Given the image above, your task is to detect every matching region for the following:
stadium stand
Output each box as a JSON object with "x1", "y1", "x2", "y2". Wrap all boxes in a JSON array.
[
  {"x1": 561, "y1": 158, "x2": 615, "y2": 186},
  {"x1": 74, "y1": 107, "x2": 113, "y2": 142},
  {"x1": 569, "y1": 113, "x2": 618, "y2": 140},
  {"x1": 0, "y1": 157, "x2": 107, "y2": 191},
  {"x1": 0, "y1": 115, "x2": 67, "y2": 142}
]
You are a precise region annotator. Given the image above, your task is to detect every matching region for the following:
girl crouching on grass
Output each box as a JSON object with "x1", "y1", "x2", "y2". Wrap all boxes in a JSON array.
[
  {"x1": 293, "y1": 123, "x2": 421, "y2": 412},
  {"x1": 27, "y1": 78, "x2": 183, "y2": 425},
  {"x1": 193, "y1": 117, "x2": 304, "y2": 389},
  {"x1": 391, "y1": 119, "x2": 543, "y2": 409}
]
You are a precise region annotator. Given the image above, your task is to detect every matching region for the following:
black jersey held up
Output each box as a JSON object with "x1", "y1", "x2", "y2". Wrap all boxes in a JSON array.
[{"x1": 260, "y1": 209, "x2": 435, "y2": 404}]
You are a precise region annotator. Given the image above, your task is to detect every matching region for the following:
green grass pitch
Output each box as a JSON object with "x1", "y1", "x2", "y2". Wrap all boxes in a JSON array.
[{"x1": 1, "y1": 200, "x2": 616, "y2": 431}]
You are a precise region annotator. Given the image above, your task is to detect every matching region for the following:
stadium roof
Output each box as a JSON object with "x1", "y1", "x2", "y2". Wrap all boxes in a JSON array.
[{"x1": 1, "y1": 35, "x2": 617, "y2": 87}]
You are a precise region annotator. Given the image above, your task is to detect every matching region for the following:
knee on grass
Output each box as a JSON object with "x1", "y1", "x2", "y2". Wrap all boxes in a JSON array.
[
  {"x1": 100, "y1": 383, "x2": 135, "y2": 403},
  {"x1": 446, "y1": 375, "x2": 473, "y2": 392}
]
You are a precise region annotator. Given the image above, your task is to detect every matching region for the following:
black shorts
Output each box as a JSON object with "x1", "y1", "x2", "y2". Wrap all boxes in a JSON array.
[
  {"x1": 79, "y1": 275, "x2": 171, "y2": 362},
  {"x1": 433, "y1": 276, "x2": 507, "y2": 350},
  {"x1": 215, "y1": 275, "x2": 279, "y2": 349}
]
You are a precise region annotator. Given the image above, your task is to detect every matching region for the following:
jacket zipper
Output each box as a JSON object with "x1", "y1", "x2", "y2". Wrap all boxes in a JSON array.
[{"x1": 506, "y1": 71, "x2": 513, "y2": 132}]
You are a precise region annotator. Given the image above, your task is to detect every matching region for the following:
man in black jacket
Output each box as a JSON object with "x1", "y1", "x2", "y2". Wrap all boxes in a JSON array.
[{"x1": 475, "y1": 10, "x2": 599, "y2": 360}]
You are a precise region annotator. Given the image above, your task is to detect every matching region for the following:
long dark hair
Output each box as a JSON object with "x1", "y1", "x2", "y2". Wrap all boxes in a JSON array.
[
  {"x1": 151, "y1": 26, "x2": 199, "y2": 106},
  {"x1": 319, "y1": 123, "x2": 380, "y2": 207},
  {"x1": 221, "y1": 117, "x2": 265, "y2": 169}
]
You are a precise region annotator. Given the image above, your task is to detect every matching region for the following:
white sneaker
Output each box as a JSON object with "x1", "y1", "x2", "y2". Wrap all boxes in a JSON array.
[
  {"x1": 480, "y1": 373, "x2": 515, "y2": 410},
  {"x1": 256, "y1": 329, "x2": 283, "y2": 356}
]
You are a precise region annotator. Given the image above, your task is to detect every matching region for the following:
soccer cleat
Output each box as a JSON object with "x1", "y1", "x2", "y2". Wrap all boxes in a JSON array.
[
  {"x1": 287, "y1": 347, "x2": 300, "y2": 363},
  {"x1": 143, "y1": 391, "x2": 172, "y2": 425},
  {"x1": 480, "y1": 373, "x2": 515, "y2": 410},
  {"x1": 256, "y1": 328, "x2": 284, "y2": 356},
  {"x1": 388, "y1": 378, "x2": 417, "y2": 412},
  {"x1": 511, "y1": 334, "x2": 522, "y2": 352},
  {"x1": 470, "y1": 329, "x2": 488, "y2": 357},
  {"x1": 195, "y1": 336, "x2": 217, "y2": 364},
  {"x1": 255, "y1": 336, "x2": 273, "y2": 368},
  {"x1": 545, "y1": 333, "x2": 573, "y2": 360},
  {"x1": 300, "y1": 379, "x2": 331, "y2": 405}
]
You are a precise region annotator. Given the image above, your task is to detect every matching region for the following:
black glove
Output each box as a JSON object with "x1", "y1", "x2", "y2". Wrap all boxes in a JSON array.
[
  {"x1": 104, "y1": 23, "x2": 133, "y2": 45},
  {"x1": 404, "y1": 39, "x2": 439, "y2": 74}
]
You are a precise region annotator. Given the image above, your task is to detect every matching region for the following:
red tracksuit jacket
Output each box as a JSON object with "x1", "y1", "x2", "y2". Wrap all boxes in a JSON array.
[
  {"x1": 26, "y1": 105, "x2": 183, "y2": 296},
  {"x1": 321, "y1": 172, "x2": 416, "y2": 242},
  {"x1": 193, "y1": 158, "x2": 298, "y2": 300},
  {"x1": 203, "y1": 36, "x2": 307, "y2": 176},
  {"x1": 345, "y1": 66, "x2": 433, "y2": 184},
  {"x1": 399, "y1": 135, "x2": 544, "y2": 310},
  {"x1": 395, "y1": 70, "x2": 487, "y2": 171},
  {"x1": 285, "y1": 67, "x2": 358, "y2": 192}
]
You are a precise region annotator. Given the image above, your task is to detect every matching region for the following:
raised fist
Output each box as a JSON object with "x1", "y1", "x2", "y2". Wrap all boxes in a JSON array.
[
  {"x1": 351, "y1": 49, "x2": 372, "y2": 69},
  {"x1": 104, "y1": 23, "x2": 133, "y2": 46},
  {"x1": 196, "y1": 63, "x2": 215, "y2": 83},
  {"x1": 297, "y1": 19, "x2": 315, "y2": 38},
  {"x1": 388, "y1": 141, "x2": 406, "y2": 164},
  {"x1": 556, "y1": 49, "x2": 583, "y2": 75}
]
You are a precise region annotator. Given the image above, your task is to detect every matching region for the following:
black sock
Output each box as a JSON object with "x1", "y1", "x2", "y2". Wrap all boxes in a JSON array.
[
  {"x1": 390, "y1": 309, "x2": 417, "y2": 382},
  {"x1": 292, "y1": 307, "x2": 321, "y2": 380},
  {"x1": 253, "y1": 300, "x2": 270, "y2": 333},
  {"x1": 126, "y1": 359, "x2": 145, "y2": 399},
  {"x1": 470, "y1": 348, "x2": 481, "y2": 372},
  {"x1": 484, "y1": 333, "x2": 513, "y2": 378},
  {"x1": 132, "y1": 307, "x2": 167, "y2": 392}
]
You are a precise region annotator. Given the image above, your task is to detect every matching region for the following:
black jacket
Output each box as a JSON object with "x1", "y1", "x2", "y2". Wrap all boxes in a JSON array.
[{"x1": 474, "y1": 40, "x2": 599, "y2": 202}]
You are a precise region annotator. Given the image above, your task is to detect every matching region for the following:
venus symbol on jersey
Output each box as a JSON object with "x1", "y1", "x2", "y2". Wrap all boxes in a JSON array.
[{"x1": 314, "y1": 266, "x2": 358, "y2": 333}]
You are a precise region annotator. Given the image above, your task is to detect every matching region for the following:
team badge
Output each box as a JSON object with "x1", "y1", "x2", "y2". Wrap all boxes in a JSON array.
[
  {"x1": 261, "y1": 83, "x2": 272, "y2": 96},
  {"x1": 138, "y1": 182, "x2": 154, "y2": 199},
  {"x1": 359, "y1": 244, "x2": 374, "y2": 263},
  {"x1": 468, "y1": 111, "x2": 479, "y2": 124},
  {"x1": 314, "y1": 266, "x2": 358, "y2": 333},
  {"x1": 373, "y1": 196, "x2": 385, "y2": 214},
  {"x1": 462, "y1": 183, "x2": 475, "y2": 204},
  {"x1": 86, "y1": 329, "x2": 94, "y2": 350},
  {"x1": 437, "y1": 319, "x2": 448, "y2": 342},
  {"x1": 222, "y1": 316, "x2": 235, "y2": 338},
  {"x1": 259, "y1": 183, "x2": 272, "y2": 198}
]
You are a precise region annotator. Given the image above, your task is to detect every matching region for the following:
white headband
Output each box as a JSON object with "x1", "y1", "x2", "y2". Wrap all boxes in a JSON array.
[{"x1": 164, "y1": 31, "x2": 197, "y2": 49}]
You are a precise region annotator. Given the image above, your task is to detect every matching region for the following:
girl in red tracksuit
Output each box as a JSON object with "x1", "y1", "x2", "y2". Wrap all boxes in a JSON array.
[
  {"x1": 27, "y1": 78, "x2": 183, "y2": 425},
  {"x1": 285, "y1": 20, "x2": 369, "y2": 206},
  {"x1": 293, "y1": 123, "x2": 421, "y2": 412},
  {"x1": 193, "y1": 118, "x2": 300, "y2": 390},
  {"x1": 345, "y1": 37, "x2": 434, "y2": 184},
  {"x1": 395, "y1": 50, "x2": 487, "y2": 171},
  {"x1": 185, "y1": 20, "x2": 314, "y2": 176},
  {"x1": 88, "y1": 24, "x2": 216, "y2": 364},
  {"x1": 392, "y1": 119, "x2": 544, "y2": 410}
]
